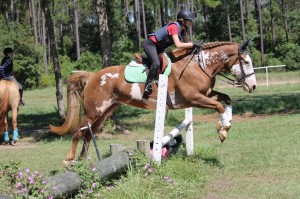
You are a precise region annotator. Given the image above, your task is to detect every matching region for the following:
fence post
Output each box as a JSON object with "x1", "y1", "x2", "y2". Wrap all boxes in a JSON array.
[{"x1": 153, "y1": 74, "x2": 168, "y2": 164}]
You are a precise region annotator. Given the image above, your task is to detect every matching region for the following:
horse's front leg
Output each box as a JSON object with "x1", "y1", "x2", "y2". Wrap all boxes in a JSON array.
[
  {"x1": 207, "y1": 90, "x2": 233, "y2": 142},
  {"x1": 189, "y1": 93, "x2": 231, "y2": 142}
]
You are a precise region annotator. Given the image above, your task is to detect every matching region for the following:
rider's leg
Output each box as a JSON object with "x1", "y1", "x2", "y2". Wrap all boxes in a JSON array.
[
  {"x1": 144, "y1": 63, "x2": 159, "y2": 95},
  {"x1": 19, "y1": 88, "x2": 24, "y2": 106},
  {"x1": 143, "y1": 39, "x2": 160, "y2": 97},
  {"x1": 12, "y1": 77, "x2": 24, "y2": 106}
]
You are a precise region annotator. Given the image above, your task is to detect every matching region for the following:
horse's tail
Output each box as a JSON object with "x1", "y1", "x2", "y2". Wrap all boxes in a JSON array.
[
  {"x1": 0, "y1": 83, "x2": 9, "y2": 134},
  {"x1": 49, "y1": 71, "x2": 95, "y2": 135}
]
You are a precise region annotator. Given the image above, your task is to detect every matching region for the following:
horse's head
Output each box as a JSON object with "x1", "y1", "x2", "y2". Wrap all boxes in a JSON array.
[{"x1": 229, "y1": 40, "x2": 257, "y2": 93}]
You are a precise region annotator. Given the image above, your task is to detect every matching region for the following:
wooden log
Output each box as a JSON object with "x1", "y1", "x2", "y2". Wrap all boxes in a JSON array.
[
  {"x1": 136, "y1": 140, "x2": 150, "y2": 157},
  {"x1": 94, "y1": 151, "x2": 130, "y2": 178},
  {"x1": 49, "y1": 151, "x2": 130, "y2": 198},
  {"x1": 110, "y1": 144, "x2": 124, "y2": 156},
  {"x1": 48, "y1": 172, "x2": 81, "y2": 198},
  {"x1": 0, "y1": 194, "x2": 14, "y2": 199}
]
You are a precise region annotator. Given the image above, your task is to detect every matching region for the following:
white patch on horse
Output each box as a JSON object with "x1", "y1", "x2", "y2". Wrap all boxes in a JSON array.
[
  {"x1": 95, "y1": 99, "x2": 113, "y2": 113},
  {"x1": 230, "y1": 63, "x2": 240, "y2": 78},
  {"x1": 95, "y1": 94, "x2": 118, "y2": 113},
  {"x1": 130, "y1": 83, "x2": 143, "y2": 100},
  {"x1": 100, "y1": 73, "x2": 119, "y2": 86},
  {"x1": 220, "y1": 51, "x2": 229, "y2": 62}
]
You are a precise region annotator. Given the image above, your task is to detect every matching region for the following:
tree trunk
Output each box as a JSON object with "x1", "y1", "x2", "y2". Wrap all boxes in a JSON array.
[
  {"x1": 30, "y1": 0, "x2": 39, "y2": 64},
  {"x1": 74, "y1": 0, "x2": 80, "y2": 59},
  {"x1": 270, "y1": 0, "x2": 276, "y2": 43},
  {"x1": 134, "y1": 0, "x2": 141, "y2": 49},
  {"x1": 30, "y1": 0, "x2": 39, "y2": 48},
  {"x1": 58, "y1": 1, "x2": 64, "y2": 55},
  {"x1": 96, "y1": 0, "x2": 112, "y2": 67},
  {"x1": 226, "y1": 3, "x2": 232, "y2": 42},
  {"x1": 159, "y1": 1, "x2": 165, "y2": 26},
  {"x1": 41, "y1": 0, "x2": 65, "y2": 119},
  {"x1": 164, "y1": 0, "x2": 169, "y2": 24},
  {"x1": 255, "y1": 0, "x2": 264, "y2": 66},
  {"x1": 281, "y1": 0, "x2": 289, "y2": 42},
  {"x1": 239, "y1": 0, "x2": 246, "y2": 42},
  {"x1": 189, "y1": 0, "x2": 194, "y2": 42},
  {"x1": 141, "y1": 0, "x2": 147, "y2": 39},
  {"x1": 42, "y1": 12, "x2": 48, "y2": 73}
]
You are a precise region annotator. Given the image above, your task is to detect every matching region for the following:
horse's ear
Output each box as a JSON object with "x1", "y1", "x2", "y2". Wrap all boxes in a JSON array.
[{"x1": 240, "y1": 39, "x2": 251, "y2": 52}]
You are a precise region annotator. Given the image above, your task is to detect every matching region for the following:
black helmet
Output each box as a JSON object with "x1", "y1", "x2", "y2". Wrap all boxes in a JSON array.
[
  {"x1": 3, "y1": 47, "x2": 13, "y2": 55},
  {"x1": 177, "y1": 10, "x2": 195, "y2": 21}
]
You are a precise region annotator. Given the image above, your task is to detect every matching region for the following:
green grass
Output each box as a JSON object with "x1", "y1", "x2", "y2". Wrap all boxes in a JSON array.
[{"x1": 0, "y1": 75, "x2": 300, "y2": 198}]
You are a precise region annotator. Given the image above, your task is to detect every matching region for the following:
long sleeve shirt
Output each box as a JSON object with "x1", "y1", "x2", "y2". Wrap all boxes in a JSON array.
[{"x1": 0, "y1": 56, "x2": 13, "y2": 78}]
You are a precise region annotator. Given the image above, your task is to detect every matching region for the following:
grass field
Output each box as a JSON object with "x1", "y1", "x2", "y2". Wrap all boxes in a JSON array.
[{"x1": 0, "y1": 72, "x2": 300, "y2": 198}]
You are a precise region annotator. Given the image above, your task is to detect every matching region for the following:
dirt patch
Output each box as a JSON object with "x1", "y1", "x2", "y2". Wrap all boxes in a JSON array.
[
  {"x1": 0, "y1": 137, "x2": 37, "y2": 149},
  {"x1": 193, "y1": 112, "x2": 267, "y2": 123}
]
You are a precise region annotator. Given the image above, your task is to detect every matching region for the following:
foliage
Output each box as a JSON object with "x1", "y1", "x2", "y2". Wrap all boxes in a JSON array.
[
  {"x1": 111, "y1": 35, "x2": 136, "y2": 65},
  {"x1": 0, "y1": 0, "x2": 299, "y2": 92},
  {"x1": 69, "y1": 160, "x2": 102, "y2": 198},
  {"x1": 0, "y1": 161, "x2": 53, "y2": 199},
  {"x1": 73, "y1": 51, "x2": 102, "y2": 71}
]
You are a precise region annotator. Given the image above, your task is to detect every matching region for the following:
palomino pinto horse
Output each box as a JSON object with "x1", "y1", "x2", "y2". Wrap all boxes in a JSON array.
[
  {"x1": 0, "y1": 80, "x2": 20, "y2": 145},
  {"x1": 50, "y1": 41, "x2": 257, "y2": 162}
]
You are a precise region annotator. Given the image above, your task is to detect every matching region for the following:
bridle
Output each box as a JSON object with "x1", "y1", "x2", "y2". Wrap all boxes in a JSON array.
[{"x1": 218, "y1": 46, "x2": 255, "y2": 87}]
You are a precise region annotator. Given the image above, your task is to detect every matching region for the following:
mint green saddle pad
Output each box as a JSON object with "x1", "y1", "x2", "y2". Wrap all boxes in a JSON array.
[{"x1": 124, "y1": 55, "x2": 172, "y2": 83}]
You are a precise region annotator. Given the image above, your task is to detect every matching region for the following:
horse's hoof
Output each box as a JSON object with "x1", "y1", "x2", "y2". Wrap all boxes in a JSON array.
[
  {"x1": 217, "y1": 121, "x2": 231, "y2": 143},
  {"x1": 218, "y1": 129, "x2": 228, "y2": 143},
  {"x1": 62, "y1": 160, "x2": 71, "y2": 167},
  {"x1": 11, "y1": 142, "x2": 18, "y2": 146}
]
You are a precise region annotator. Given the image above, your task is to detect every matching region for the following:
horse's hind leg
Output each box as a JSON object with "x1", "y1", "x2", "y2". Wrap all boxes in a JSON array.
[
  {"x1": 3, "y1": 116, "x2": 9, "y2": 143},
  {"x1": 79, "y1": 104, "x2": 120, "y2": 160},
  {"x1": 11, "y1": 107, "x2": 18, "y2": 145},
  {"x1": 66, "y1": 127, "x2": 86, "y2": 161}
]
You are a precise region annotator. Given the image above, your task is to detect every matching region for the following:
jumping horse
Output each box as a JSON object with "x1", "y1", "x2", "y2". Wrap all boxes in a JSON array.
[
  {"x1": 50, "y1": 41, "x2": 257, "y2": 162},
  {"x1": 0, "y1": 80, "x2": 20, "y2": 145}
]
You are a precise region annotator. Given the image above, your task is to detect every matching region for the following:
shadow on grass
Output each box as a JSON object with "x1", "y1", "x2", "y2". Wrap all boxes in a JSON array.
[
  {"x1": 233, "y1": 92, "x2": 300, "y2": 115},
  {"x1": 11, "y1": 92, "x2": 300, "y2": 143}
]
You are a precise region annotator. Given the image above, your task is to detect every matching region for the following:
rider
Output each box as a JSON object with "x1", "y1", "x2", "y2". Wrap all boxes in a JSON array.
[
  {"x1": 0, "y1": 47, "x2": 25, "y2": 106},
  {"x1": 142, "y1": 9, "x2": 201, "y2": 98}
]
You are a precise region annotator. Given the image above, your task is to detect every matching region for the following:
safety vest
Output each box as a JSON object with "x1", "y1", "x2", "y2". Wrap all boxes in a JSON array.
[{"x1": 149, "y1": 22, "x2": 183, "y2": 50}]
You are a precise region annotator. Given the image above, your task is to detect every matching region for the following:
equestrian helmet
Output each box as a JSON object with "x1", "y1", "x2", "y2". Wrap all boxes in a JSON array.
[
  {"x1": 177, "y1": 10, "x2": 195, "y2": 21},
  {"x1": 3, "y1": 47, "x2": 13, "y2": 55}
]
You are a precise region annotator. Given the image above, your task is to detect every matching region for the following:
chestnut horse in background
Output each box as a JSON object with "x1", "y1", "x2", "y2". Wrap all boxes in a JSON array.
[
  {"x1": 50, "y1": 41, "x2": 257, "y2": 162},
  {"x1": 0, "y1": 80, "x2": 20, "y2": 145}
]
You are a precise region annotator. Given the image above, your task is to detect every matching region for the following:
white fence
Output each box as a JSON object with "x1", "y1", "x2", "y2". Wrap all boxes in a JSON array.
[
  {"x1": 153, "y1": 74, "x2": 193, "y2": 164},
  {"x1": 254, "y1": 65, "x2": 286, "y2": 88}
]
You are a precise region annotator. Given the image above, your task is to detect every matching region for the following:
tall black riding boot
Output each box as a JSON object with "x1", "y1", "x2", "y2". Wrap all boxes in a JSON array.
[
  {"x1": 143, "y1": 66, "x2": 157, "y2": 98},
  {"x1": 19, "y1": 89, "x2": 25, "y2": 106}
]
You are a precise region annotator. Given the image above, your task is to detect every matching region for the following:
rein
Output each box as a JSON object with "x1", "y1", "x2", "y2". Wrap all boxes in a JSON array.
[
  {"x1": 217, "y1": 46, "x2": 255, "y2": 87},
  {"x1": 179, "y1": 47, "x2": 198, "y2": 80}
]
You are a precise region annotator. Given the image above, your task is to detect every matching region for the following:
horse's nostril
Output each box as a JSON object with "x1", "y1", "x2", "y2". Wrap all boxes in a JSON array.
[{"x1": 253, "y1": 85, "x2": 256, "y2": 91}]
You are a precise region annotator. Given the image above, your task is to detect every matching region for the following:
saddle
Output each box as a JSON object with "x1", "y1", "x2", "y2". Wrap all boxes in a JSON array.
[
  {"x1": 124, "y1": 53, "x2": 172, "y2": 83},
  {"x1": 134, "y1": 53, "x2": 169, "y2": 75}
]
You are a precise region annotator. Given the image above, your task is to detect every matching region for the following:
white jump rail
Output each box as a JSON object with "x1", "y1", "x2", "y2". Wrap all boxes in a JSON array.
[{"x1": 153, "y1": 74, "x2": 194, "y2": 164}]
